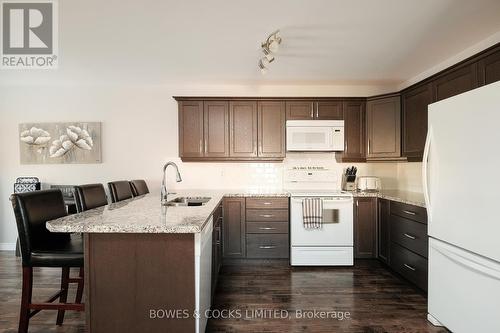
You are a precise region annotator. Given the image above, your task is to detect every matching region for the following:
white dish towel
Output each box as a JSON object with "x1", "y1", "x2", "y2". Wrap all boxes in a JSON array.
[{"x1": 302, "y1": 198, "x2": 323, "y2": 229}]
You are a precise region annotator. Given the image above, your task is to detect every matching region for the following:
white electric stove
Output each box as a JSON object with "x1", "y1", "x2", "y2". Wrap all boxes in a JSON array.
[{"x1": 284, "y1": 166, "x2": 354, "y2": 266}]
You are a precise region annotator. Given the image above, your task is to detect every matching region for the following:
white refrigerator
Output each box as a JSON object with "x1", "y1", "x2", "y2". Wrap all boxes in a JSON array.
[{"x1": 424, "y1": 81, "x2": 500, "y2": 332}]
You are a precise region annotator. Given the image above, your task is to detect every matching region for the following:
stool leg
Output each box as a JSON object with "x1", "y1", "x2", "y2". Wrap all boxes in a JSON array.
[
  {"x1": 56, "y1": 267, "x2": 70, "y2": 325},
  {"x1": 75, "y1": 267, "x2": 84, "y2": 304},
  {"x1": 19, "y1": 267, "x2": 33, "y2": 333}
]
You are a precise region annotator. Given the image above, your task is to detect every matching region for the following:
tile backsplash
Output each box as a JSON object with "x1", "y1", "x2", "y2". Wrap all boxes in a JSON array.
[{"x1": 172, "y1": 153, "x2": 403, "y2": 192}]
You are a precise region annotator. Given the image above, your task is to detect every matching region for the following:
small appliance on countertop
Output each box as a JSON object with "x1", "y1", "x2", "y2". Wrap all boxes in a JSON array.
[
  {"x1": 356, "y1": 176, "x2": 381, "y2": 192},
  {"x1": 342, "y1": 166, "x2": 357, "y2": 191}
]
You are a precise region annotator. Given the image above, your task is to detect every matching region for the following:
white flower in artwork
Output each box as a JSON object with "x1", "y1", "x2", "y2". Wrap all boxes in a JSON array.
[
  {"x1": 49, "y1": 135, "x2": 75, "y2": 157},
  {"x1": 49, "y1": 126, "x2": 94, "y2": 158},
  {"x1": 66, "y1": 126, "x2": 93, "y2": 150},
  {"x1": 20, "y1": 127, "x2": 51, "y2": 145}
]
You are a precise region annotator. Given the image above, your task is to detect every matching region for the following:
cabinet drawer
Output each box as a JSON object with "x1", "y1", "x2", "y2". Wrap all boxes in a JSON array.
[
  {"x1": 390, "y1": 201, "x2": 427, "y2": 224},
  {"x1": 246, "y1": 234, "x2": 289, "y2": 258},
  {"x1": 246, "y1": 222, "x2": 289, "y2": 234},
  {"x1": 390, "y1": 243, "x2": 428, "y2": 291},
  {"x1": 246, "y1": 209, "x2": 288, "y2": 222},
  {"x1": 246, "y1": 197, "x2": 289, "y2": 209},
  {"x1": 391, "y1": 215, "x2": 428, "y2": 258}
]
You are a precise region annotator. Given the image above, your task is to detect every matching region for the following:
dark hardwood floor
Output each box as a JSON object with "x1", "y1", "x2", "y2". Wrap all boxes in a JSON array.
[{"x1": 0, "y1": 252, "x2": 446, "y2": 333}]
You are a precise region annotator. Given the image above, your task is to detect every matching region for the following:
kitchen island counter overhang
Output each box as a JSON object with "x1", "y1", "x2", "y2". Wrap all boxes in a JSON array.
[{"x1": 46, "y1": 192, "x2": 238, "y2": 333}]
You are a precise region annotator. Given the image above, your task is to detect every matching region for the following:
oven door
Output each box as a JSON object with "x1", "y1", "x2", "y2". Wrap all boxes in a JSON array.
[{"x1": 290, "y1": 197, "x2": 353, "y2": 246}]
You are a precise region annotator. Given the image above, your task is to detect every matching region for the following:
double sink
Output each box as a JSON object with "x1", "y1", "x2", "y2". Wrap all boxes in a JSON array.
[{"x1": 165, "y1": 196, "x2": 211, "y2": 207}]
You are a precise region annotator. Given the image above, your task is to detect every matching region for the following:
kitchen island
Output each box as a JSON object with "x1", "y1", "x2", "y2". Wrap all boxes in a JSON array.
[{"x1": 47, "y1": 191, "x2": 225, "y2": 333}]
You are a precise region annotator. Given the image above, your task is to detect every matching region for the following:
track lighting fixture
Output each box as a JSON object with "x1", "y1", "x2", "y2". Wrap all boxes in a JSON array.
[{"x1": 258, "y1": 29, "x2": 282, "y2": 74}]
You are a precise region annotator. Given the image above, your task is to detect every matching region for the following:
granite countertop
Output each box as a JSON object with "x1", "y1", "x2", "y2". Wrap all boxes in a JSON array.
[
  {"x1": 352, "y1": 189, "x2": 426, "y2": 208},
  {"x1": 46, "y1": 190, "x2": 290, "y2": 234}
]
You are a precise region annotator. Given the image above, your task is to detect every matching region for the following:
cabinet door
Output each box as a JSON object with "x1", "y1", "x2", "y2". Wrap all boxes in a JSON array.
[
  {"x1": 354, "y1": 197, "x2": 377, "y2": 259},
  {"x1": 478, "y1": 48, "x2": 500, "y2": 86},
  {"x1": 286, "y1": 101, "x2": 314, "y2": 120},
  {"x1": 258, "y1": 101, "x2": 286, "y2": 158},
  {"x1": 223, "y1": 198, "x2": 246, "y2": 258},
  {"x1": 433, "y1": 63, "x2": 478, "y2": 101},
  {"x1": 377, "y1": 199, "x2": 391, "y2": 264},
  {"x1": 366, "y1": 96, "x2": 401, "y2": 159},
  {"x1": 402, "y1": 83, "x2": 432, "y2": 160},
  {"x1": 316, "y1": 101, "x2": 343, "y2": 120},
  {"x1": 229, "y1": 101, "x2": 258, "y2": 158},
  {"x1": 341, "y1": 101, "x2": 365, "y2": 161},
  {"x1": 204, "y1": 101, "x2": 229, "y2": 158},
  {"x1": 179, "y1": 100, "x2": 204, "y2": 158}
]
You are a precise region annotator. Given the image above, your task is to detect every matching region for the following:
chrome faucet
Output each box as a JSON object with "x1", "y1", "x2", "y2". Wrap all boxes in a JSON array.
[{"x1": 161, "y1": 162, "x2": 182, "y2": 204}]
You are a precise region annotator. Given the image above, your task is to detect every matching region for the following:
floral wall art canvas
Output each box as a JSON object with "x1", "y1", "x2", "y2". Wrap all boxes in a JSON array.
[{"x1": 19, "y1": 122, "x2": 102, "y2": 164}]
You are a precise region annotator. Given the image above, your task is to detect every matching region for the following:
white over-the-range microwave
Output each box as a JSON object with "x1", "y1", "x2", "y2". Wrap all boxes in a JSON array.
[{"x1": 286, "y1": 120, "x2": 345, "y2": 151}]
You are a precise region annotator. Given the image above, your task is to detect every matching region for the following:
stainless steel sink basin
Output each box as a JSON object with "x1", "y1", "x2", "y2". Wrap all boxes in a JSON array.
[{"x1": 164, "y1": 197, "x2": 211, "y2": 207}]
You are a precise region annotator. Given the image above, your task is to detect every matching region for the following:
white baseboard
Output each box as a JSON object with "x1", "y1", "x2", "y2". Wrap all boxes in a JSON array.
[{"x1": 0, "y1": 243, "x2": 16, "y2": 251}]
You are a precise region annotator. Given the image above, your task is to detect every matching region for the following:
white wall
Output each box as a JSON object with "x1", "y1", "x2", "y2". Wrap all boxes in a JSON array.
[{"x1": 0, "y1": 82, "x2": 400, "y2": 248}]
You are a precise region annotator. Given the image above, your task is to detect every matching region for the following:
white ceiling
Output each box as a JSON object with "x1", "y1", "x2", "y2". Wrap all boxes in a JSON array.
[{"x1": 2, "y1": 0, "x2": 500, "y2": 86}]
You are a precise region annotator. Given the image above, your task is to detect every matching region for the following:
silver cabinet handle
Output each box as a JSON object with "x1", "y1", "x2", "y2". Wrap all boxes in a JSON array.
[
  {"x1": 404, "y1": 233, "x2": 416, "y2": 240},
  {"x1": 403, "y1": 210, "x2": 416, "y2": 216},
  {"x1": 368, "y1": 139, "x2": 371, "y2": 154},
  {"x1": 316, "y1": 103, "x2": 319, "y2": 118},
  {"x1": 259, "y1": 245, "x2": 276, "y2": 249},
  {"x1": 404, "y1": 264, "x2": 416, "y2": 271},
  {"x1": 259, "y1": 227, "x2": 276, "y2": 230},
  {"x1": 261, "y1": 214, "x2": 274, "y2": 218},
  {"x1": 310, "y1": 103, "x2": 314, "y2": 118},
  {"x1": 263, "y1": 202, "x2": 272, "y2": 205},
  {"x1": 199, "y1": 140, "x2": 203, "y2": 154}
]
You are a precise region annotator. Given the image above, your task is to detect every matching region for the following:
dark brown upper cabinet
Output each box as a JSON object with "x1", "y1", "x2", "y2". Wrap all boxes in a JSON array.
[
  {"x1": 204, "y1": 101, "x2": 229, "y2": 158},
  {"x1": 433, "y1": 63, "x2": 479, "y2": 101},
  {"x1": 286, "y1": 100, "x2": 343, "y2": 120},
  {"x1": 366, "y1": 95, "x2": 401, "y2": 160},
  {"x1": 286, "y1": 101, "x2": 314, "y2": 120},
  {"x1": 337, "y1": 100, "x2": 365, "y2": 162},
  {"x1": 258, "y1": 101, "x2": 286, "y2": 158},
  {"x1": 354, "y1": 197, "x2": 377, "y2": 259},
  {"x1": 401, "y1": 83, "x2": 432, "y2": 161},
  {"x1": 478, "y1": 46, "x2": 500, "y2": 86},
  {"x1": 316, "y1": 101, "x2": 343, "y2": 120},
  {"x1": 178, "y1": 100, "x2": 204, "y2": 158},
  {"x1": 229, "y1": 101, "x2": 258, "y2": 158}
]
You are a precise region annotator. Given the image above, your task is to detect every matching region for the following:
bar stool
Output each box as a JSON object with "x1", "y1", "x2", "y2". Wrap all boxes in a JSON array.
[
  {"x1": 10, "y1": 189, "x2": 84, "y2": 333},
  {"x1": 108, "y1": 180, "x2": 133, "y2": 203},
  {"x1": 74, "y1": 183, "x2": 108, "y2": 213},
  {"x1": 130, "y1": 179, "x2": 149, "y2": 197}
]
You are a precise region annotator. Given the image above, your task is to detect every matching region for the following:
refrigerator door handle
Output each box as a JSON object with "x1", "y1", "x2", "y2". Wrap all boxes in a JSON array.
[
  {"x1": 422, "y1": 127, "x2": 432, "y2": 218},
  {"x1": 433, "y1": 240, "x2": 500, "y2": 282}
]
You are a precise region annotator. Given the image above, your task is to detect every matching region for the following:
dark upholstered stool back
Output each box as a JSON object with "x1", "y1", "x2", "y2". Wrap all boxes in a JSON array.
[
  {"x1": 130, "y1": 179, "x2": 149, "y2": 196},
  {"x1": 74, "y1": 184, "x2": 108, "y2": 212},
  {"x1": 10, "y1": 190, "x2": 70, "y2": 267},
  {"x1": 108, "y1": 181, "x2": 133, "y2": 203}
]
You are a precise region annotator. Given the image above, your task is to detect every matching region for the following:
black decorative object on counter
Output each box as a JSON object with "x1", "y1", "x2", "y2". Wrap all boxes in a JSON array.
[{"x1": 14, "y1": 177, "x2": 41, "y2": 194}]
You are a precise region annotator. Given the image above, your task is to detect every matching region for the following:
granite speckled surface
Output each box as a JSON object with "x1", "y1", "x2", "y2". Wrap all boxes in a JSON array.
[
  {"x1": 352, "y1": 189, "x2": 426, "y2": 208},
  {"x1": 46, "y1": 190, "x2": 290, "y2": 234}
]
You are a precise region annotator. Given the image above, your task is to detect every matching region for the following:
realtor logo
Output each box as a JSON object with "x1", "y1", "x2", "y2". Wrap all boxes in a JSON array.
[{"x1": 1, "y1": 0, "x2": 58, "y2": 69}]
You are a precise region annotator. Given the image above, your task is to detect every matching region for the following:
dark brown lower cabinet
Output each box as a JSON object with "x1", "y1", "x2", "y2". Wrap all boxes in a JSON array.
[
  {"x1": 354, "y1": 197, "x2": 377, "y2": 259},
  {"x1": 245, "y1": 197, "x2": 289, "y2": 259},
  {"x1": 387, "y1": 201, "x2": 428, "y2": 291},
  {"x1": 223, "y1": 196, "x2": 290, "y2": 260},
  {"x1": 377, "y1": 199, "x2": 390, "y2": 264},
  {"x1": 222, "y1": 198, "x2": 246, "y2": 258},
  {"x1": 212, "y1": 203, "x2": 223, "y2": 299}
]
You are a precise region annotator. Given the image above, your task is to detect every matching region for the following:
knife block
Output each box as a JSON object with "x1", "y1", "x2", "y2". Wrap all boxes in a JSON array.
[{"x1": 342, "y1": 174, "x2": 356, "y2": 191}]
